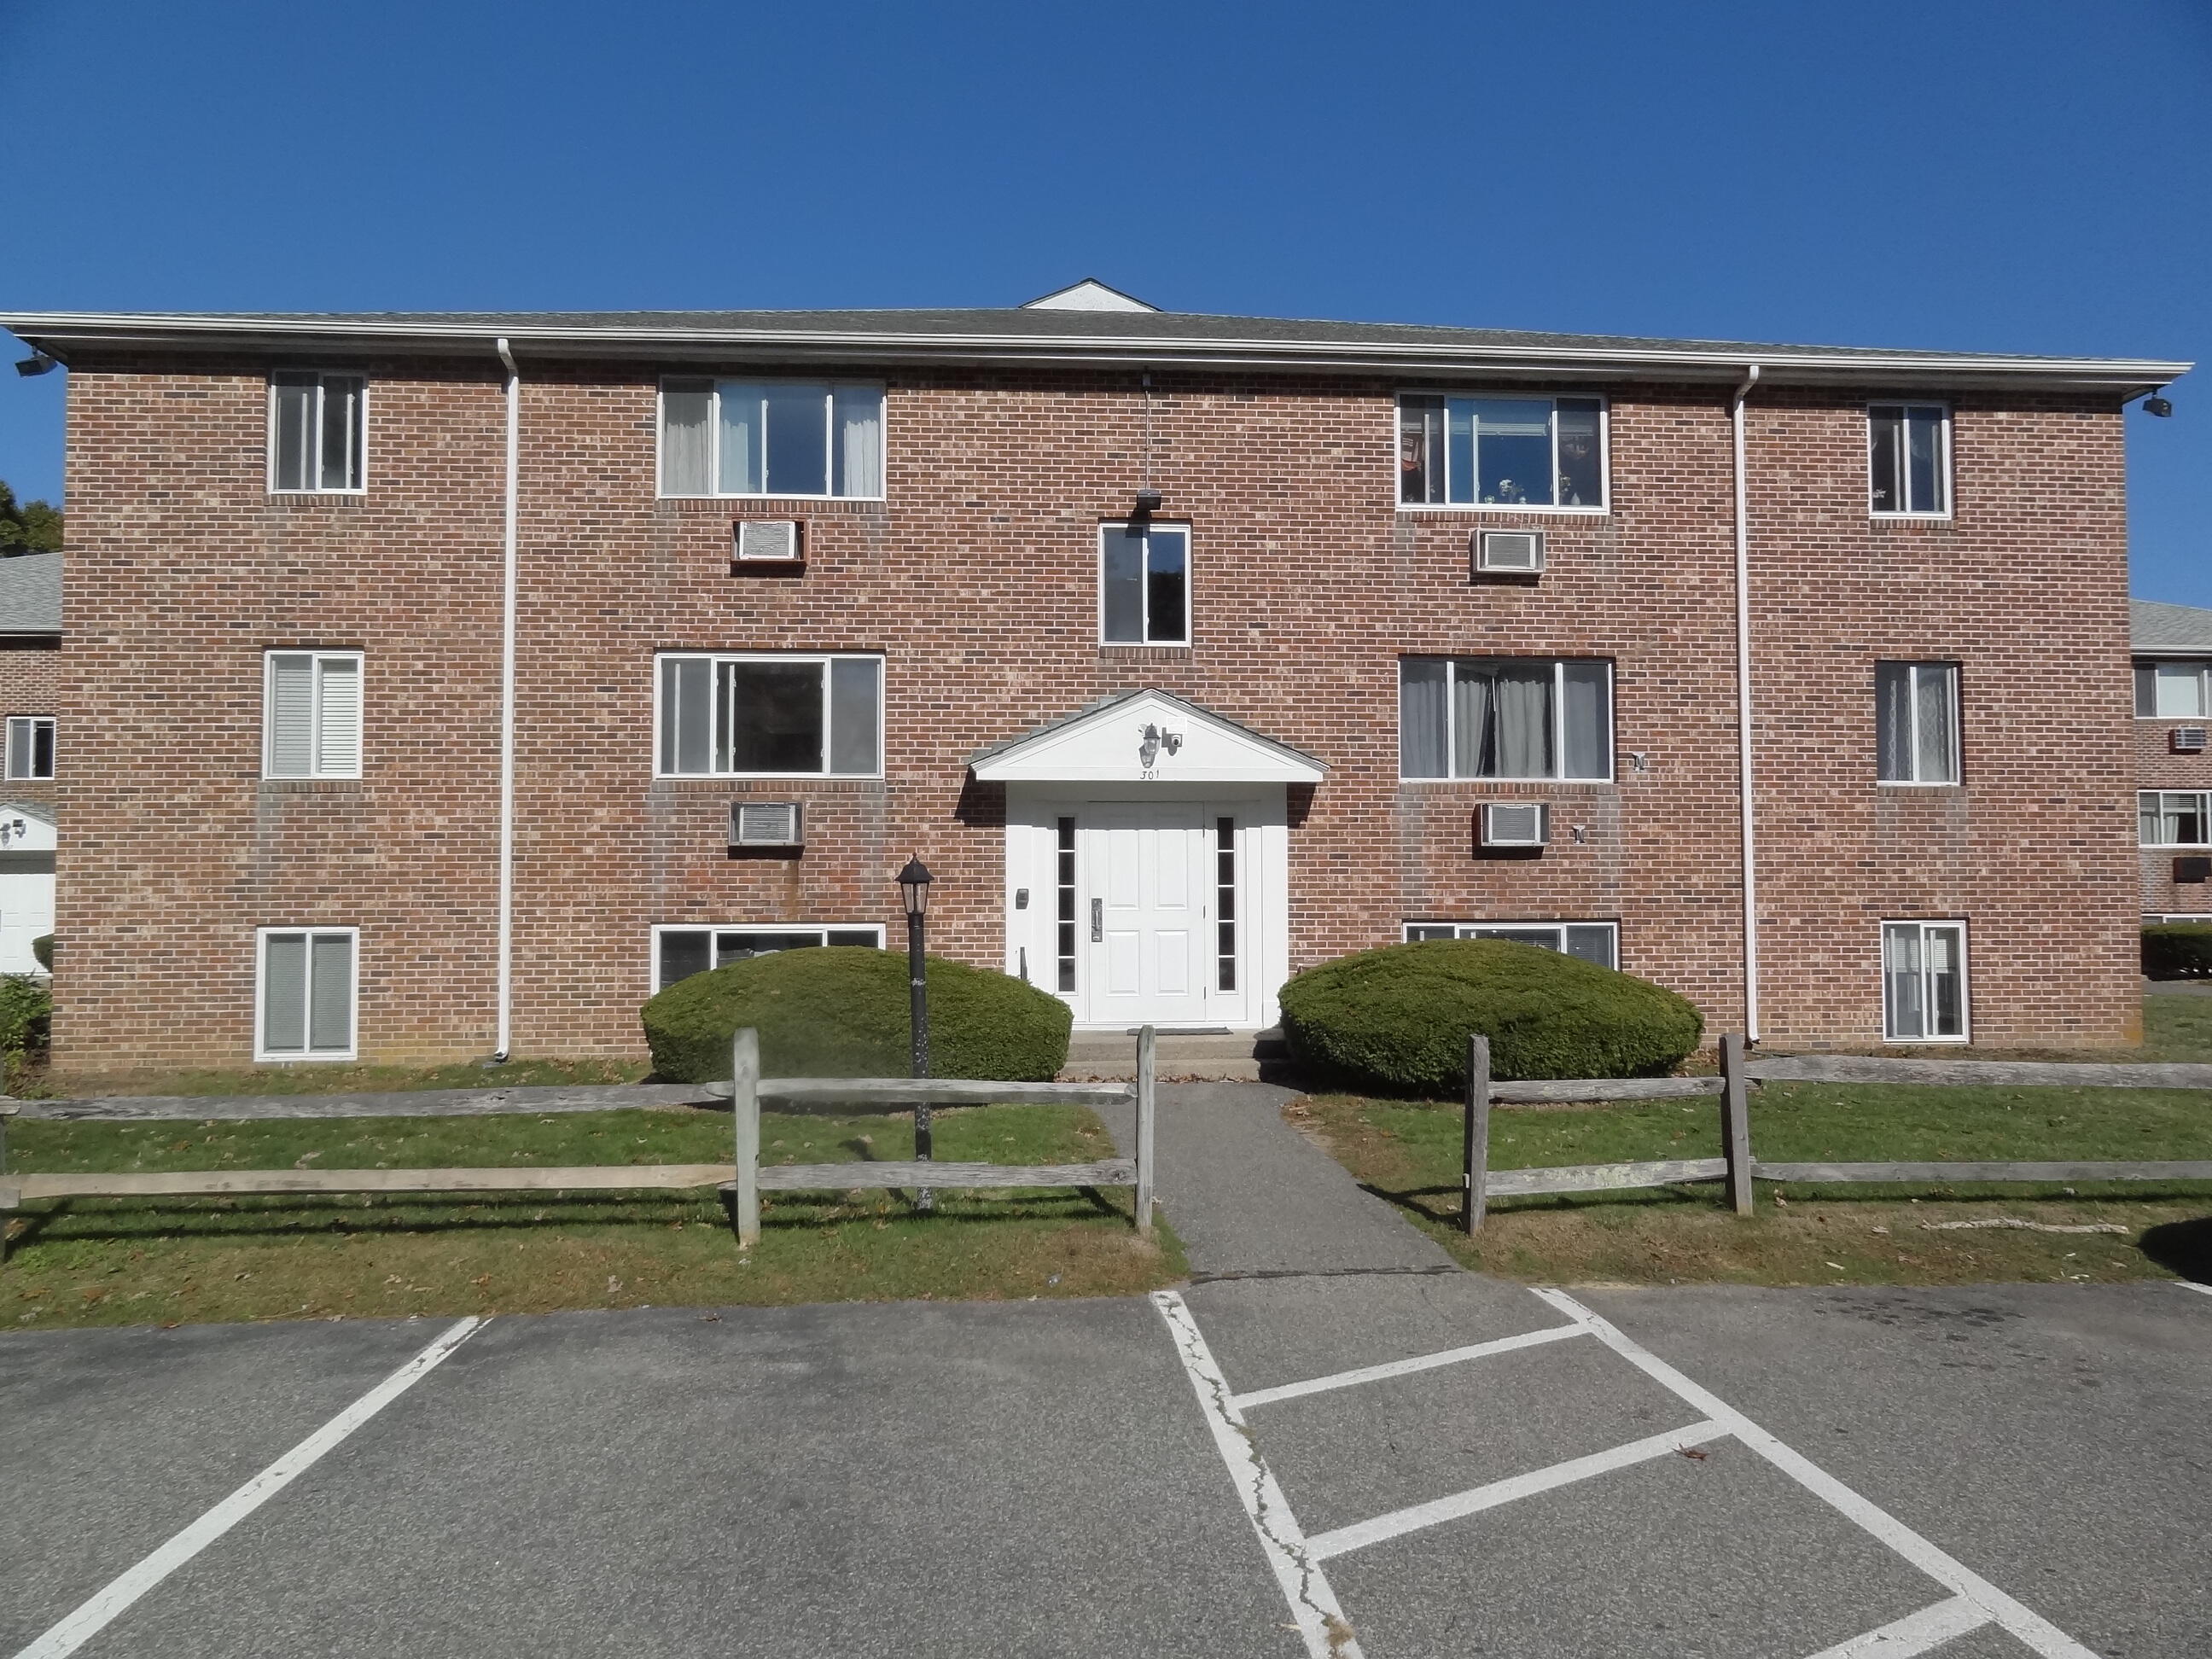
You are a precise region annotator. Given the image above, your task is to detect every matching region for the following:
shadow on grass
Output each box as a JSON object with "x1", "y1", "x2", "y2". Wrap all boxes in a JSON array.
[{"x1": 2138, "y1": 1215, "x2": 2212, "y2": 1284}]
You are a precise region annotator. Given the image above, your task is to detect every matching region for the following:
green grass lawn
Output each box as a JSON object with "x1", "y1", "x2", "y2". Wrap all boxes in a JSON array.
[
  {"x1": 23, "y1": 1054, "x2": 650, "y2": 1100},
  {"x1": 1293, "y1": 1080, "x2": 2212, "y2": 1288},
  {"x1": 3, "y1": 1103, "x2": 1182, "y2": 1330},
  {"x1": 2140, "y1": 991, "x2": 2212, "y2": 1062}
]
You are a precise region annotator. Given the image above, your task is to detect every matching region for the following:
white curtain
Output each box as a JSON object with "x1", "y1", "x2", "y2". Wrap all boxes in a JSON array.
[
  {"x1": 660, "y1": 381, "x2": 713, "y2": 493},
  {"x1": 835, "y1": 387, "x2": 882, "y2": 497}
]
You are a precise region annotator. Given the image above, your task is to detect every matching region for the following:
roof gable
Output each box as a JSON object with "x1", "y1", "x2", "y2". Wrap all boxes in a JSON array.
[{"x1": 969, "y1": 690, "x2": 1326, "y2": 783}]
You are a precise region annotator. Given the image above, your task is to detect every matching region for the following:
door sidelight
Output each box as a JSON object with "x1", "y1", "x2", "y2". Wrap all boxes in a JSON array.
[{"x1": 1091, "y1": 897, "x2": 1103, "y2": 942}]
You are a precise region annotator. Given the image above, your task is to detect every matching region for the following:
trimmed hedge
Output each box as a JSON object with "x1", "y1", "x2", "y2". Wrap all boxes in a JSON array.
[
  {"x1": 1279, "y1": 938, "x2": 1703, "y2": 1091},
  {"x1": 641, "y1": 946, "x2": 1073, "y2": 1084},
  {"x1": 30, "y1": 934, "x2": 50, "y2": 971},
  {"x1": 2144, "y1": 923, "x2": 2212, "y2": 980}
]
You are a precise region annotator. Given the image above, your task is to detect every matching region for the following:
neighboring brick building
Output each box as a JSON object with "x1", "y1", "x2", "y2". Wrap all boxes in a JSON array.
[
  {"x1": 0, "y1": 551, "x2": 59, "y2": 975},
  {"x1": 2133, "y1": 598, "x2": 2212, "y2": 920},
  {"x1": 0, "y1": 284, "x2": 2189, "y2": 1067}
]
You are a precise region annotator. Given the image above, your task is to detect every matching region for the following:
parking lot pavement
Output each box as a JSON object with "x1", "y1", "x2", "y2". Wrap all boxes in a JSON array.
[{"x1": 3, "y1": 1301, "x2": 1301, "y2": 1659}]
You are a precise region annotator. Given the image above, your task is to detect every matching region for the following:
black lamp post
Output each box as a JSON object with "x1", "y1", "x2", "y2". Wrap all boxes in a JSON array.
[{"x1": 897, "y1": 855, "x2": 934, "y2": 1208}]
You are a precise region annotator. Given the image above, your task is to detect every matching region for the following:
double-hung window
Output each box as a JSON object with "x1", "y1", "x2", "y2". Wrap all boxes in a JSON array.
[
  {"x1": 1875, "y1": 661, "x2": 1959, "y2": 784},
  {"x1": 1404, "y1": 920, "x2": 1618, "y2": 969},
  {"x1": 264, "y1": 651, "x2": 363, "y2": 779},
  {"x1": 270, "y1": 373, "x2": 365, "y2": 493},
  {"x1": 1882, "y1": 920, "x2": 1968, "y2": 1043},
  {"x1": 1400, "y1": 657, "x2": 1612, "y2": 781},
  {"x1": 656, "y1": 653, "x2": 882, "y2": 777},
  {"x1": 1099, "y1": 522, "x2": 1190, "y2": 643},
  {"x1": 660, "y1": 379, "x2": 885, "y2": 498},
  {"x1": 2140, "y1": 792, "x2": 2212, "y2": 847},
  {"x1": 2135, "y1": 659, "x2": 2211, "y2": 718},
  {"x1": 5, "y1": 716, "x2": 54, "y2": 780},
  {"x1": 1868, "y1": 404, "x2": 1949, "y2": 516},
  {"x1": 653, "y1": 923, "x2": 885, "y2": 991},
  {"x1": 257, "y1": 927, "x2": 358, "y2": 1060},
  {"x1": 1399, "y1": 394, "x2": 1605, "y2": 509}
]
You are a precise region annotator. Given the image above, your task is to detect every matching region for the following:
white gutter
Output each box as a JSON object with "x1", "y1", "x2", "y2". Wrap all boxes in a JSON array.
[
  {"x1": 1732, "y1": 364, "x2": 1761, "y2": 1044},
  {"x1": 493, "y1": 338, "x2": 520, "y2": 1062}
]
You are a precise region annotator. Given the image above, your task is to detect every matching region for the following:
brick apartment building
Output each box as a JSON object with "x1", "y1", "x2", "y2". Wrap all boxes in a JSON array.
[
  {"x1": 2134, "y1": 598, "x2": 2212, "y2": 921},
  {"x1": 0, "y1": 283, "x2": 2190, "y2": 1068}
]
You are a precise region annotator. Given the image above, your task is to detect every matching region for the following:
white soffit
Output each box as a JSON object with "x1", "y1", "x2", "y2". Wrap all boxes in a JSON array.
[
  {"x1": 972, "y1": 691, "x2": 1325, "y2": 783},
  {"x1": 1021, "y1": 279, "x2": 1159, "y2": 312}
]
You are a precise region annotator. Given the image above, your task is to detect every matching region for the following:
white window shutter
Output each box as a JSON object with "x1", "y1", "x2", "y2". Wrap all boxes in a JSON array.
[
  {"x1": 315, "y1": 656, "x2": 362, "y2": 777},
  {"x1": 267, "y1": 655, "x2": 316, "y2": 777}
]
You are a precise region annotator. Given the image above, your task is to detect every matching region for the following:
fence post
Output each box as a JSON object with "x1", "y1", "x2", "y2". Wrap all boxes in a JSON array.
[
  {"x1": 1720, "y1": 1032, "x2": 1754, "y2": 1216},
  {"x1": 1463, "y1": 1033, "x2": 1491, "y2": 1235},
  {"x1": 1134, "y1": 1024, "x2": 1156, "y2": 1237},
  {"x1": 731, "y1": 1026, "x2": 760, "y2": 1247}
]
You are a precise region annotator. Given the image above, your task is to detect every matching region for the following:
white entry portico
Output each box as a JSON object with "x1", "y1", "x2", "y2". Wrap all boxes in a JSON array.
[{"x1": 972, "y1": 690, "x2": 1324, "y2": 1031}]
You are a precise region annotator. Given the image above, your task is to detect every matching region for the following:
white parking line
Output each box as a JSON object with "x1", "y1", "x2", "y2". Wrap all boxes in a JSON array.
[
  {"x1": 2170, "y1": 1279, "x2": 2212, "y2": 1299},
  {"x1": 12, "y1": 1317, "x2": 486, "y2": 1659},
  {"x1": 1152, "y1": 1291, "x2": 1363, "y2": 1659},
  {"x1": 1532, "y1": 1289, "x2": 2098, "y2": 1659},
  {"x1": 1231, "y1": 1322, "x2": 1586, "y2": 1412},
  {"x1": 1304, "y1": 1419, "x2": 1728, "y2": 1560},
  {"x1": 1802, "y1": 1595, "x2": 1992, "y2": 1658}
]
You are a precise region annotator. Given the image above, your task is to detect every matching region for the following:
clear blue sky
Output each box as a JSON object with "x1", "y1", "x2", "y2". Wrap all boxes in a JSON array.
[{"x1": 3, "y1": 0, "x2": 2204, "y2": 601}]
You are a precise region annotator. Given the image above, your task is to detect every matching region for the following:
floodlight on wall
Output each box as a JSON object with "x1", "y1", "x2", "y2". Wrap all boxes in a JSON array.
[
  {"x1": 2143, "y1": 393, "x2": 2174, "y2": 417},
  {"x1": 1132, "y1": 487, "x2": 1162, "y2": 518},
  {"x1": 14, "y1": 354, "x2": 55, "y2": 378}
]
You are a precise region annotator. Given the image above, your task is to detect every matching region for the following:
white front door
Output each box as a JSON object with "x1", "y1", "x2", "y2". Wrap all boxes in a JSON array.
[{"x1": 1082, "y1": 802, "x2": 1212, "y2": 1027}]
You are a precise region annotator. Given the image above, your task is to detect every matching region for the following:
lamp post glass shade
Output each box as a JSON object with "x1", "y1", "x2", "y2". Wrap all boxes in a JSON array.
[{"x1": 898, "y1": 855, "x2": 934, "y2": 918}]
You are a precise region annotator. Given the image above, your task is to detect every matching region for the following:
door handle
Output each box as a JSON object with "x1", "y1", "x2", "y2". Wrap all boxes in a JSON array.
[{"x1": 1090, "y1": 897, "x2": 1103, "y2": 942}]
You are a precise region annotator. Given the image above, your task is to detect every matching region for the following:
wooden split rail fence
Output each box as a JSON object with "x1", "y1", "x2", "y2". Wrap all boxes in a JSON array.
[
  {"x1": 1462, "y1": 1033, "x2": 2212, "y2": 1232},
  {"x1": 0, "y1": 1026, "x2": 1158, "y2": 1254}
]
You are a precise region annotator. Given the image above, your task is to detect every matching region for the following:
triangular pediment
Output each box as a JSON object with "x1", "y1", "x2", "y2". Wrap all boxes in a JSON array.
[
  {"x1": 969, "y1": 690, "x2": 1325, "y2": 783},
  {"x1": 1020, "y1": 278, "x2": 1159, "y2": 313}
]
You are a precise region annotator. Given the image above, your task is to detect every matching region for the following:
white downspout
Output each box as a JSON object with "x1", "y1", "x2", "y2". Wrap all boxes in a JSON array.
[
  {"x1": 1732, "y1": 364, "x2": 1761, "y2": 1043},
  {"x1": 493, "y1": 338, "x2": 520, "y2": 1061}
]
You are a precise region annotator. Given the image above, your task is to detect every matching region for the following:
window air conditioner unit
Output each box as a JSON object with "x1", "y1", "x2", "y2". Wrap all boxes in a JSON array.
[
  {"x1": 1475, "y1": 529, "x2": 1545, "y2": 573},
  {"x1": 734, "y1": 520, "x2": 803, "y2": 562},
  {"x1": 2172, "y1": 726, "x2": 2209, "y2": 754},
  {"x1": 2176, "y1": 856, "x2": 2212, "y2": 885},
  {"x1": 731, "y1": 801, "x2": 803, "y2": 848},
  {"x1": 1479, "y1": 802, "x2": 1550, "y2": 848}
]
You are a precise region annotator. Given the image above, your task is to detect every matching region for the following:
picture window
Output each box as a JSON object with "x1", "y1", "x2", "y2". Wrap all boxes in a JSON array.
[
  {"x1": 656, "y1": 653, "x2": 882, "y2": 778},
  {"x1": 652, "y1": 924, "x2": 884, "y2": 992},
  {"x1": 1399, "y1": 394, "x2": 1605, "y2": 509},
  {"x1": 660, "y1": 379, "x2": 884, "y2": 498},
  {"x1": 1399, "y1": 657, "x2": 1612, "y2": 781}
]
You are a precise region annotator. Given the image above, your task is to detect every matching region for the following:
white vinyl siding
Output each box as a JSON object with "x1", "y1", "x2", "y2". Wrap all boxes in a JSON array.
[
  {"x1": 1875, "y1": 661, "x2": 1960, "y2": 784},
  {"x1": 2140, "y1": 792, "x2": 2212, "y2": 847},
  {"x1": 265, "y1": 652, "x2": 363, "y2": 779},
  {"x1": 655, "y1": 653, "x2": 882, "y2": 778},
  {"x1": 269, "y1": 373, "x2": 365, "y2": 493},
  {"x1": 2135, "y1": 660, "x2": 2211, "y2": 719},
  {"x1": 659, "y1": 379, "x2": 885, "y2": 498},
  {"x1": 1868, "y1": 404, "x2": 1950, "y2": 516},
  {"x1": 1398, "y1": 394, "x2": 1606, "y2": 510},
  {"x1": 1399, "y1": 657, "x2": 1612, "y2": 781},
  {"x1": 257, "y1": 927, "x2": 358, "y2": 1060},
  {"x1": 5, "y1": 716, "x2": 55, "y2": 780},
  {"x1": 1882, "y1": 921, "x2": 1968, "y2": 1043},
  {"x1": 1403, "y1": 920, "x2": 1618, "y2": 968},
  {"x1": 652, "y1": 923, "x2": 885, "y2": 992}
]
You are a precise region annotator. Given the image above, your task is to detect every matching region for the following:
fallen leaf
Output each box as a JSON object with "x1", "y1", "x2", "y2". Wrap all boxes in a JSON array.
[{"x1": 1679, "y1": 1447, "x2": 1709, "y2": 1462}]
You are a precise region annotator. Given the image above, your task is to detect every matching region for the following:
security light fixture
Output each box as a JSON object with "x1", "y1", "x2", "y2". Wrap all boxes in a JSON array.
[
  {"x1": 14, "y1": 354, "x2": 55, "y2": 378},
  {"x1": 1132, "y1": 487, "x2": 1162, "y2": 518},
  {"x1": 2143, "y1": 394, "x2": 2174, "y2": 417}
]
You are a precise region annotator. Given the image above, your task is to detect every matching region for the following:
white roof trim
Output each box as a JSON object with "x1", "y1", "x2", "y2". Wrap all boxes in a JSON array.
[
  {"x1": 1022, "y1": 280, "x2": 1159, "y2": 312},
  {"x1": 971, "y1": 690, "x2": 1326, "y2": 784}
]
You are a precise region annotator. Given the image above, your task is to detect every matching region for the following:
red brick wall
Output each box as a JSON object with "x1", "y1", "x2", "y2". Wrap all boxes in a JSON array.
[
  {"x1": 0, "y1": 637, "x2": 58, "y2": 812},
  {"x1": 2136, "y1": 714, "x2": 2212, "y2": 916},
  {"x1": 52, "y1": 353, "x2": 2143, "y2": 1066}
]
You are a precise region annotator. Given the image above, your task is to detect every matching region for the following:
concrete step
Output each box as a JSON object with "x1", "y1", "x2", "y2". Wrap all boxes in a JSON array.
[{"x1": 1060, "y1": 1028, "x2": 1289, "y2": 1082}]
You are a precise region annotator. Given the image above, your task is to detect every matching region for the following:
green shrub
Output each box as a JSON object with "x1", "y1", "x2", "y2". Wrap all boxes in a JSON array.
[
  {"x1": 30, "y1": 934, "x2": 51, "y2": 971},
  {"x1": 641, "y1": 946, "x2": 1073, "y2": 1083},
  {"x1": 2144, "y1": 923, "x2": 2212, "y2": 980},
  {"x1": 0, "y1": 972, "x2": 51, "y2": 1060},
  {"x1": 1279, "y1": 938, "x2": 1703, "y2": 1091}
]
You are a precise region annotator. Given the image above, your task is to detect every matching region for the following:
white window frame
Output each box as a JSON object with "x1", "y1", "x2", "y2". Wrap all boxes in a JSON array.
[
  {"x1": 1398, "y1": 656, "x2": 1615, "y2": 783},
  {"x1": 1097, "y1": 521, "x2": 1193, "y2": 646},
  {"x1": 1867, "y1": 402, "x2": 1953, "y2": 520},
  {"x1": 1881, "y1": 919, "x2": 1970, "y2": 1045},
  {"x1": 652, "y1": 651, "x2": 884, "y2": 780},
  {"x1": 655, "y1": 378, "x2": 888, "y2": 501},
  {"x1": 2140, "y1": 791, "x2": 2212, "y2": 847},
  {"x1": 1875, "y1": 661, "x2": 1962, "y2": 787},
  {"x1": 2134, "y1": 659, "x2": 2212, "y2": 719},
  {"x1": 649, "y1": 923, "x2": 887, "y2": 992},
  {"x1": 1394, "y1": 393, "x2": 1610, "y2": 515},
  {"x1": 1402, "y1": 919, "x2": 1619, "y2": 967},
  {"x1": 266, "y1": 372, "x2": 367, "y2": 495},
  {"x1": 262, "y1": 649, "x2": 364, "y2": 780},
  {"x1": 4, "y1": 715, "x2": 55, "y2": 780},
  {"x1": 253, "y1": 925, "x2": 360, "y2": 1062}
]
